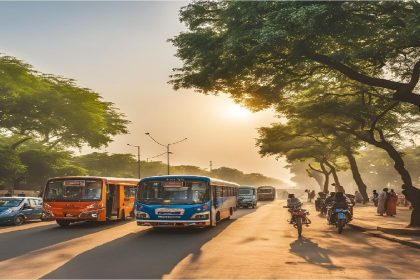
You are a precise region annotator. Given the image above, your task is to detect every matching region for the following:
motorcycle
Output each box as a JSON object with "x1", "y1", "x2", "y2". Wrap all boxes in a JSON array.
[
  {"x1": 315, "y1": 197, "x2": 327, "y2": 216},
  {"x1": 284, "y1": 205, "x2": 311, "y2": 237},
  {"x1": 328, "y1": 206, "x2": 352, "y2": 234}
]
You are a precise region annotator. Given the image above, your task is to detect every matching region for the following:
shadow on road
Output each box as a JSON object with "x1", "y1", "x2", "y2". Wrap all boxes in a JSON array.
[
  {"x1": 43, "y1": 219, "x2": 235, "y2": 279},
  {"x1": 289, "y1": 237, "x2": 344, "y2": 270},
  {"x1": 0, "y1": 220, "x2": 133, "y2": 261}
]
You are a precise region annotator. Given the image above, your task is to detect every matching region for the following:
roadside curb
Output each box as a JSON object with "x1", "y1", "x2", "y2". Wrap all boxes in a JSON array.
[
  {"x1": 377, "y1": 226, "x2": 420, "y2": 236},
  {"x1": 348, "y1": 223, "x2": 420, "y2": 249}
]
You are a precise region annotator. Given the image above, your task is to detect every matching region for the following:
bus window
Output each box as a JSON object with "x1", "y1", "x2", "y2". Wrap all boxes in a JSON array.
[
  {"x1": 124, "y1": 186, "x2": 131, "y2": 198},
  {"x1": 130, "y1": 187, "x2": 137, "y2": 197}
]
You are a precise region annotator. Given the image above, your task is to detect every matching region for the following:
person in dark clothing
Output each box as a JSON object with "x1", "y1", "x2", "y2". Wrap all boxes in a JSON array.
[
  {"x1": 372, "y1": 190, "x2": 379, "y2": 207},
  {"x1": 325, "y1": 192, "x2": 336, "y2": 206},
  {"x1": 328, "y1": 192, "x2": 351, "y2": 224}
]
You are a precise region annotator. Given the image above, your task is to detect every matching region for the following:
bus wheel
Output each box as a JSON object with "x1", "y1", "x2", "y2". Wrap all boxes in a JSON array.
[
  {"x1": 121, "y1": 210, "x2": 126, "y2": 221},
  {"x1": 56, "y1": 219, "x2": 70, "y2": 227},
  {"x1": 216, "y1": 212, "x2": 221, "y2": 222}
]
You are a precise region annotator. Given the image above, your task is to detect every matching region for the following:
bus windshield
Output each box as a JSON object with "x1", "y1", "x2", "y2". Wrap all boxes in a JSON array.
[
  {"x1": 259, "y1": 188, "x2": 273, "y2": 194},
  {"x1": 239, "y1": 189, "x2": 254, "y2": 195},
  {"x1": 44, "y1": 179, "x2": 102, "y2": 201},
  {"x1": 137, "y1": 180, "x2": 210, "y2": 205}
]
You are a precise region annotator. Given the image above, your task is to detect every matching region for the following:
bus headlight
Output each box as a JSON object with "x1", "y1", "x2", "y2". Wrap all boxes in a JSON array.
[
  {"x1": 191, "y1": 211, "x2": 210, "y2": 220},
  {"x1": 136, "y1": 211, "x2": 149, "y2": 219}
]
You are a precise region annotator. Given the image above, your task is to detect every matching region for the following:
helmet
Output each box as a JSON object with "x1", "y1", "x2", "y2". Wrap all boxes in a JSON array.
[{"x1": 288, "y1": 193, "x2": 295, "y2": 199}]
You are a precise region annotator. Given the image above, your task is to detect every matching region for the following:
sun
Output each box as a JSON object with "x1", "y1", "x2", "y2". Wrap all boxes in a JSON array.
[{"x1": 228, "y1": 103, "x2": 252, "y2": 119}]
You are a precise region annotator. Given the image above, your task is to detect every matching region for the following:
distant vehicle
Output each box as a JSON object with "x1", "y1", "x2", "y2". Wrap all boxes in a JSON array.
[
  {"x1": 135, "y1": 175, "x2": 239, "y2": 228},
  {"x1": 238, "y1": 186, "x2": 257, "y2": 208},
  {"x1": 0, "y1": 197, "x2": 43, "y2": 226},
  {"x1": 257, "y1": 186, "x2": 276, "y2": 201},
  {"x1": 42, "y1": 176, "x2": 139, "y2": 227}
]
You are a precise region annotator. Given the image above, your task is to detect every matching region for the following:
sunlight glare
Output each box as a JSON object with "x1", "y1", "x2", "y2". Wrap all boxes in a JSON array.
[{"x1": 228, "y1": 103, "x2": 252, "y2": 119}]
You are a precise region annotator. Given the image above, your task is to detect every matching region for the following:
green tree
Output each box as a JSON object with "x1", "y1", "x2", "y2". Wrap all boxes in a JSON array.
[
  {"x1": 75, "y1": 152, "x2": 137, "y2": 178},
  {"x1": 171, "y1": 1, "x2": 420, "y2": 108},
  {"x1": 257, "y1": 123, "x2": 346, "y2": 193},
  {"x1": 0, "y1": 55, "x2": 129, "y2": 149}
]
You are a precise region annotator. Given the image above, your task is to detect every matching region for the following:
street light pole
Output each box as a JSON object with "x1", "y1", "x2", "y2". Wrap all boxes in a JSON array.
[
  {"x1": 167, "y1": 144, "x2": 170, "y2": 175},
  {"x1": 145, "y1": 132, "x2": 188, "y2": 175},
  {"x1": 127, "y1": 144, "x2": 141, "y2": 179}
]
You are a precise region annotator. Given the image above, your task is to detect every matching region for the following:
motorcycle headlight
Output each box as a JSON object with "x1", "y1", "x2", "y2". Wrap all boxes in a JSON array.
[
  {"x1": 191, "y1": 211, "x2": 210, "y2": 220},
  {"x1": 136, "y1": 211, "x2": 150, "y2": 219}
]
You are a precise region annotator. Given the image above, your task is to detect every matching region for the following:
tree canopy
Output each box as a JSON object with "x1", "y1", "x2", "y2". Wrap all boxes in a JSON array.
[
  {"x1": 170, "y1": 1, "x2": 420, "y2": 108},
  {"x1": 0, "y1": 55, "x2": 129, "y2": 149}
]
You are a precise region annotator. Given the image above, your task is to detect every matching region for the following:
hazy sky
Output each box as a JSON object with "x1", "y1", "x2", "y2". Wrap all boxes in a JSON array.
[{"x1": 0, "y1": 1, "x2": 292, "y2": 184}]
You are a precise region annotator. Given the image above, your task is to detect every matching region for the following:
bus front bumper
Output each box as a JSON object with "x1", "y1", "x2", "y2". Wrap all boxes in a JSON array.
[{"x1": 136, "y1": 219, "x2": 211, "y2": 227}]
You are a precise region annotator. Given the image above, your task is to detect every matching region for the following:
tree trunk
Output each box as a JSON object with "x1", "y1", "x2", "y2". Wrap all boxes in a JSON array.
[
  {"x1": 402, "y1": 185, "x2": 420, "y2": 227},
  {"x1": 307, "y1": 169, "x2": 324, "y2": 190},
  {"x1": 350, "y1": 129, "x2": 419, "y2": 226},
  {"x1": 344, "y1": 150, "x2": 369, "y2": 202},
  {"x1": 376, "y1": 140, "x2": 420, "y2": 226},
  {"x1": 320, "y1": 162, "x2": 330, "y2": 194},
  {"x1": 323, "y1": 172, "x2": 330, "y2": 194},
  {"x1": 376, "y1": 141, "x2": 413, "y2": 186},
  {"x1": 324, "y1": 161, "x2": 345, "y2": 193}
]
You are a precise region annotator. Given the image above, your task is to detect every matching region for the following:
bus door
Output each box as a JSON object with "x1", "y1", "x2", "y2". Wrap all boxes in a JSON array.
[
  {"x1": 123, "y1": 185, "x2": 135, "y2": 218},
  {"x1": 213, "y1": 185, "x2": 226, "y2": 221},
  {"x1": 106, "y1": 184, "x2": 120, "y2": 219}
]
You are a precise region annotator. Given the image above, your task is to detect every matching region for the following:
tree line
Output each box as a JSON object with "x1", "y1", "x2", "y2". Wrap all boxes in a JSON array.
[
  {"x1": 0, "y1": 145, "x2": 286, "y2": 192},
  {"x1": 169, "y1": 1, "x2": 420, "y2": 226}
]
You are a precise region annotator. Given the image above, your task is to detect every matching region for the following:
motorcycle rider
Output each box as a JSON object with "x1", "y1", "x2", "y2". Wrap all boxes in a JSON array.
[
  {"x1": 325, "y1": 192, "x2": 336, "y2": 206},
  {"x1": 328, "y1": 192, "x2": 351, "y2": 224},
  {"x1": 286, "y1": 193, "x2": 302, "y2": 224},
  {"x1": 315, "y1": 192, "x2": 327, "y2": 213}
]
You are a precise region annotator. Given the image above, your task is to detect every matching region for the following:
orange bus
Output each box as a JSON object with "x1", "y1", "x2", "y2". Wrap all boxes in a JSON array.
[{"x1": 42, "y1": 176, "x2": 139, "y2": 227}]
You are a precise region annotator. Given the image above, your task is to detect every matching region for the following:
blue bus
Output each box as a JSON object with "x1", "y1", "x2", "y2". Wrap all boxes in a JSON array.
[{"x1": 135, "y1": 175, "x2": 239, "y2": 227}]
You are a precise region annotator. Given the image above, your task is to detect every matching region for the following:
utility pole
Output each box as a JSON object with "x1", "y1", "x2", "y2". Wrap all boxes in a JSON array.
[
  {"x1": 145, "y1": 133, "x2": 188, "y2": 175},
  {"x1": 209, "y1": 160, "x2": 213, "y2": 172},
  {"x1": 127, "y1": 144, "x2": 141, "y2": 179}
]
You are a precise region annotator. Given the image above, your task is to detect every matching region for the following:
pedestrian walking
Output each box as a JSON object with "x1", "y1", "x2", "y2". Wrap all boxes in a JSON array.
[
  {"x1": 355, "y1": 191, "x2": 363, "y2": 204},
  {"x1": 377, "y1": 188, "x2": 388, "y2": 216},
  {"x1": 310, "y1": 190, "x2": 316, "y2": 202},
  {"x1": 386, "y1": 189, "x2": 398, "y2": 217},
  {"x1": 372, "y1": 190, "x2": 379, "y2": 207},
  {"x1": 305, "y1": 189, "x2": 311, "y2": 202}
]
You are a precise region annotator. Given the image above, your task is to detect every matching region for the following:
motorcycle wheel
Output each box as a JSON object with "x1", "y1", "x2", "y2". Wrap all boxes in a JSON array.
[
  {"x1": 296, "y1": 217, "x2": 303, "y2": 237},
  {"x1": 337, "y1": 220, "x2": 344, "y2": 234}
]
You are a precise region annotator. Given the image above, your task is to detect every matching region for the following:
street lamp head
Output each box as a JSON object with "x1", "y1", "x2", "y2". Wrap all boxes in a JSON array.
[{"x1": 145, "y1": 132, "x2": 150, "y2": 135}]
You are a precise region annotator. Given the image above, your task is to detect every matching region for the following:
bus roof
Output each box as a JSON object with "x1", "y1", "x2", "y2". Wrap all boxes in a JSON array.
[
  {"x1": 239, "y1": 185, "x2": 257, "y2": 189},
  {"x1": 258, "y1": 186, "x2": 275, "y2": 189},
  {"x1": 47, "y1": 176, "x2": 140, "y2": 184},
  {"x1": 140, "y1": 175, "x2": 239, "y2": 187}
]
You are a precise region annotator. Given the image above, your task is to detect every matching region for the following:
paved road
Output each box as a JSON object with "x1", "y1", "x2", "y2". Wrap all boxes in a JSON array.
[{"x1": 0, "y1": 200, "x2": 419, "y2": 279}]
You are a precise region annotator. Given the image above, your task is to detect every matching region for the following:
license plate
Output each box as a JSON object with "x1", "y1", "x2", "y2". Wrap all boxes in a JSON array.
[{"x1": 65, "y1": 213, "x2": 75, "y2": 217}]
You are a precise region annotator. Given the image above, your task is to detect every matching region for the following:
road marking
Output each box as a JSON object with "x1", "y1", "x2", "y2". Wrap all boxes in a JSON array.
[{"x1": 0, "y1": 222, "x2": 147, "y2": 279}]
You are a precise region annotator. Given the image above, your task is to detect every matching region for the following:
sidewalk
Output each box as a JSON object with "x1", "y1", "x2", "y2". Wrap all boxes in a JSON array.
[{"x1": 349, "y1": 204, "x2": 420, "y2": 249}]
